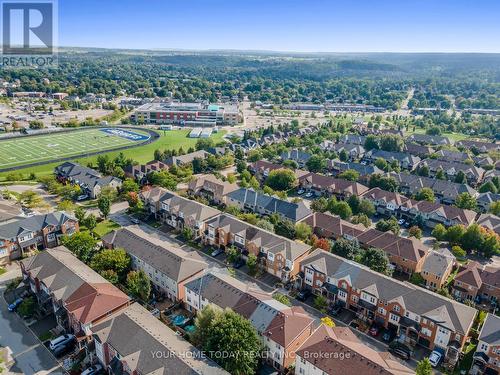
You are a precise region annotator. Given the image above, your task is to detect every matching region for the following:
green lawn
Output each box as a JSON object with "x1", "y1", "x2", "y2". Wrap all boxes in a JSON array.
[
  {"x1": 93, "y1": 219, "x2": 121, "y2": 238},
  {"x1": 0, "y1": 127, "x2": 151, "y2": 169},
  {"x1": 0, "y1": 129, "x2": 226, "y2": 180},
  {"x1": 404, "y1": 127, "x2": 471, "y2": 142}
]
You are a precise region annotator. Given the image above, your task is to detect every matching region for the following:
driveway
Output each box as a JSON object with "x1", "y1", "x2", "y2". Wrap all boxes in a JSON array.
[{"x1": 0, "y1": 268, "x2": 65, "y2": 375}]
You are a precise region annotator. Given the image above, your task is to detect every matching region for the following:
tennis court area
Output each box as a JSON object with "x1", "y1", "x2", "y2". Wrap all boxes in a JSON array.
[{"x1": 0, "y1": 128, "x2": 151, "y2": 169}]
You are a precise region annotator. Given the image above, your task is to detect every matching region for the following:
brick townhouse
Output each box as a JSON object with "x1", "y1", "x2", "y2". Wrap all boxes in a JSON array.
[
  {"x1": 299, "y1": 250, "x2": 476, "y2": 365},
  {"x1": 203, "y1": 213, "x2": 311, "y2": 282},
  {"x1": 102, "y1": 226, "x2": 207, "y2": 302},
  {"x1": 472, "y1": 313, "x2": 500, "y2": 375},
  {"x1": 187, "y1": 174, "x2": 239, "y2": 205},
  {"x1": 183, "y1": 271, "x2": 314, "y2": 371},
  {"x1": 0, "y1": 211, "x2": 79, "y2": 265},
  {"x1": 451, "y1": 261, "x2": 500, "y2": 306},
  {"x1": 298, "y1": 172, "x2": 369, "y2": 199},
  {"x1": 20, "y1": 247, "x2": 130, "y2": 345}
]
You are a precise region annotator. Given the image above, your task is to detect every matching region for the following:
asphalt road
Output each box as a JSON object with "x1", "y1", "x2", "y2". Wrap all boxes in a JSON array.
[{"x1": 0, "y1": 267, "x2": 65, "y2": 375}]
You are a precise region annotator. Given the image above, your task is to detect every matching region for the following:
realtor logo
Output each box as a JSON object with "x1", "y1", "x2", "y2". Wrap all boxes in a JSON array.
[{"x1": 1, "y1": 0, "x2": 57, "y2": 67}]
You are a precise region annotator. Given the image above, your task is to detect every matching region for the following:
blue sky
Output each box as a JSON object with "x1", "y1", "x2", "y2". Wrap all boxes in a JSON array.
[{"x1": 59, "y1": 0, "x2": 500, "y2": 52}]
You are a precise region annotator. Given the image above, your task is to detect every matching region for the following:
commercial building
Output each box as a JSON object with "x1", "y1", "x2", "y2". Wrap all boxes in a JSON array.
[{"x1": 133, "y1": 101, "x2": 240, "y2": 126}]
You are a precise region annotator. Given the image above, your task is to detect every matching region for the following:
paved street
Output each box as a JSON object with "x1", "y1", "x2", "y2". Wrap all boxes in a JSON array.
[{"x1": 0, "y1": 267, "x2": 65, "y2": 375}]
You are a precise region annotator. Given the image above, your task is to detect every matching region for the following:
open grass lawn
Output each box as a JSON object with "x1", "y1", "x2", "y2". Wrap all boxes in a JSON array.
[
  {"x1": 93, "y1": 219, "x2": 121, "y2": 238},
  {"x1": 454, "y1": 342, "x2": 476, "y2": 374},
  {"x1": 403, "y1": 127, "x2": 472, "y2": 142},
  {"x1": 0, "y1": 127, "x2": 151, "y2": 169},
  {"x1": 0, "y1": 128, "x2": 226, "y2": 180}
]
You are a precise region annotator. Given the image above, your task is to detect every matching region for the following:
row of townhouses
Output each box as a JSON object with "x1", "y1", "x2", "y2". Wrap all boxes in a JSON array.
[
  {"x1": 0, "y1": 211, "x2": 78, "y2": 265},
  {"x1": 20, "y1": 247, "x2": 228, "y2": 374}
]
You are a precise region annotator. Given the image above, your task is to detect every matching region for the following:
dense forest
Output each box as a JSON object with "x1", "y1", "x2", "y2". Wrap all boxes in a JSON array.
[{"x1": 1, "y1": 50, "x2": 499, "y2": 110}]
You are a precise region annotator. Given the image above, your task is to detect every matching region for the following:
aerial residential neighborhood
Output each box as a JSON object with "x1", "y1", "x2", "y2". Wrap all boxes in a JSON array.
[{"x1": 0, "y1": 2, "x2": 499, "y2": 375}]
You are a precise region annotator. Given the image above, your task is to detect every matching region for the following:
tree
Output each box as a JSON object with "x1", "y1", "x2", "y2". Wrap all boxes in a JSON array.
[
  {"x1": 195, "y1": 138, "x2": 214, "y2": 151},
  {"x1": 314, "y1": 237, "x2": 331, "y2": 251},
  {"x1": 61, "y1": 232, "x2": 97, "y2": 263},
  {"x1": 451, "y1": 245, "x2": 466, "y2": 259},
  {"x1": 84, "y1": 214, "x2": 97, "y2": 233},
  {"x1": 455, "y1": 192, "x2": 477, "y2": 210},
  {"x1": 331, "y1": 201, "x2": 352, "y2": 220},
  {"x1": 202, "y1": 308, "x2": 261, "y2": 375},
  {"x1": 181, "y1": 227, "x2": 194, "y2": 241},
  {"x1": 97, "y1": 195, "x2": 111, "y2": 219},
  {"x1": 306, "y1": 155, "x2": 326, "y2": 172},
  {"x1": 192, "y1": 305, "x2": 221, "y2": 347},
  {"x1": 91, "y1": 248, "x2": 131, "y2": 277},
  {"x1": 415, "y1": 358, "x2": 432, "y2": 375},
  {"x1": 321, "y1": 316, "x2": 335, "y2": 327},
  {"x1": 369, "y1": 174, "x2": 398, "y2": 192},
  {"x1": 274, "y1": 219, "x2": 296, "y2": 239},
  {"x1": 126, "y1": 270, "x2": 151, "y2": 301},
  {"x1": 490, "y1": 201, "x2": 500, "y2": 216},
  {"x1": 455, "y1": 170, "x2": 467, "y2": 184},
  {"x1": 374, "y1": 158, "x2": 388, "y2": 171},
  {"x1": 408, "y1": 226, "x2": 423, "y2": 239},
  {"x1": 415, "y1": 187, "x2": 435, "y2": 202},
  {"x1": 436, "y1": 169, "x2": 446, "y2": 180},
  {"x1": 100, "y1": 269, "x2": 119, "y2": 284},
  {"x1": 376, "y1": 217, "x2": 400, "y2": 235},
  {"x1": 332, "y1": 238, "x2": 360, "y2": 260},
  {"x1": 379, "y1": 134, "x2": 404, "y2": 152},
  {"x1": 351, "y1": 214, "x2": 371, "y2": 228},
  {"x1": 17, "y1": 296, "x2": 35, "y2": 317},
  {"x1": 431, "y1": 224, "x2": 447, "y2": 241},
  {"x1": 273, "y1": 293, "x2": 291, "y2": 306},
  {"x1": 225, "y1": 246, "x2": 240, "y2": 264},
  {"x1": 410, "y1": 273, "x2": 425, "y2": 286},
  {"x1": 246, "y1": 254, "x2": 258, "y2": 275},
  {"x1": 461, "y1": 224, "x2": 483, "y2": 252},
  {"x1": 347, "y1": 195, "x2": 360, "y2": 214},
  {"x1": 446, "y1": 224, "x2": 466, "y2": 245},
  {"x1": 364, "y1": 135, "x2": 379, "y2": 150},
  {"x1": 57, "y1": 200, "x2": 76, "y2": 213},
  {"x1": 338, "y1": 169, "x2": 359, "y2": 182},
  {"x1": 479, "y1": 181, "x2": 498, "y2": 194},
  {"x1": 314, "y1": 295, "x2": 328, "y2": 312},
  {"x1": 311, "y1": 197, "x2": 328, "y2": 212},
  {"x1": 74, "y1": 206, "x2": 86, "y2": 223},
  {"x1": 295, "y1": 222, "x2": 312, "y2": 241},
  {"x1": 417, "y1": 164, "x2": 430, "y2": 177},
  {"x1": 361, "y1": 248, "x2": 392, "y2": 275},
  {"x1": 264, "y1": 169, "x2": 297, "y2": 191},
  {"x1": 19, "y1": 190, "x2": 43, "y2": 208},
  {"x1": 256, "y1": 219, "x2": 274, "y2": 232},
  {"x1": 357, "y1": 199, "x2": 375, "y2": 217},
  {"x1": 121, "y1": 178, "x2": 140, "y2": 194},
  {"x1": 339, "y1": 149, "x2": 349, "y2": 162}
]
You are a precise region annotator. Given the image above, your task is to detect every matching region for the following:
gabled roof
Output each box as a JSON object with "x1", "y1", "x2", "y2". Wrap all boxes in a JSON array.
[
  {"x1": 301, "y1": 249, "x2": 477, "y2": 335},
  {"x1": 22, "y1": 246, "x2": 129, "y2": 325},
  {"x1": 418, "y1": 159, "x2": 485, "y2": 180},
  {"x1": 280, "y1": 148, "x2": 311, "y2": 163},
  {"x1": 301, "y1": 212, "x2": 365, "y2": 239},
  {"x1": 478, "y1": 313, "x2": 500, "y2": 346},
  {"x1": 159, "y1": 191, "x2": 220, "y2": 222},
  {"x1": 102, "y1": 227, "x2": 207, "y2": 283},
  {"x1": 55, "y1": 162, "x2": 121, "y2": 188},
  {"x1": 361, "y1": 188, "x2": 414, "y2": 208},
  {"x1": 408, "y1": 134, "x2": 451, "y2": 145},
  {"x1": 164, "y1": 150, "x2": 209, "y2": 167},
  {"x1": 296, "y1": 325, "x2": 414, "y2": 375},
  {"x1": 91, "y1": 303, "x2": 228, "y2": 375},
  {"x1": 299, "y1": 172, "x2": 369, "y2": 196},
  {"x1": 367, "y1": 150, "x2": 420, "y2": 165},
  {"x1": 422, "y1": 250, "x2": 455, "y2": 278},
  {"x1": 187, "y1": 175, "x2": 239, "y2": 197},
  {"x1": 227, "y1": 188, "x2": 312, "y2": 222},
  {"x1": 0, "y1": 211, "x2": 76, "y2": 240},
  {"x1": 477, "y1": 213, "x2": 500, "y2": 235}
]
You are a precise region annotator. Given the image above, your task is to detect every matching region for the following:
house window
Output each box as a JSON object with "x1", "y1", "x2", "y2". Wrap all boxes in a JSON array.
[{"x1": 393, "y1": 305, "x2": 400, "y2": 313}]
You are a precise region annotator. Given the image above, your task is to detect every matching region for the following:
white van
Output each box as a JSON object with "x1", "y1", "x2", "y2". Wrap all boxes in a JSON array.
[{"x1": 49, "y1": 334, "x2": 75, "y2": 350}]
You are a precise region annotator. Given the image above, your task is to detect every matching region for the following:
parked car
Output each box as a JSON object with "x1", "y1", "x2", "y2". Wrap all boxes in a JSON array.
[
  {"x1": 329, "y1": 305, "x2": 342, "y2": 316},
  {"x1": 76, "y1": 194, "x2": 88, "y2": 201},
  {"x1": 388, "y1": 342, "x2": 411, "y2": 360},
  {"x1": 81, "y1": 364, "x2": 103, "y2": 375},
  {"x1": 348, "y1": 320, "x2": 359, "y2": 330},
  {"x1": 369, "y1": 325, "x2": 380, "y2": 336},
  {"x1": 297, "y1": 189, "x2": 305, "y2": 195},
  {"x1": 382, "y1": 329, "x2": 395, "y2": 342},
  {"x1": 232, "y1": 258, "x2": 245, "y2": 269},
  {"x1": 305, "y1": 192, "x2": 314, "y2": 198},
  {"x1": 211, "y1": 248, "x2": 224, "y2": 257},
  {"x1": 397, "y1": 219, "x2": 405, "y2": 225},
  {"x1": 49, "y1": 334, "x2": 75, "y2": 351},
  {"x1": 8, "y1": 298, "x2": 23, "y2": 312},
  {"x1": 296, "y1": 289, "x2": 311, "y2": 301},
  {"x1": 429, "y1": 350, "x2": 443, "y2": 367},
  {"x1": 131, "y1": 218, "x2": 140, "y2": 224},
  {"x1": 52, "y1": 341, "x2": 75, "y2": 359}
]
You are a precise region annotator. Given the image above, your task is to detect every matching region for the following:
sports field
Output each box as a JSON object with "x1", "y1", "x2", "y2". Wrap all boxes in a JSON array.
[{"x1": 0, "y1": 128, "x2": 151, "y2": 169}]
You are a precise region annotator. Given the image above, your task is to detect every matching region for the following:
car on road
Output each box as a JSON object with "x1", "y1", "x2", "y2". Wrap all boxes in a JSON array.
[
  {"x1": 232, "y1": 258, "x2": 245, "y2": 269},
  {"x1": 8, "y1": 297, "x2": 23, "y2": 312},
  {"x1": 369, "y1": 325, "x2": 380, "y2": 336},
  {"x1": 296, "y1": 289, "x2": 311, "y2": 301},
  {"x1": 49, "y1": 334, "x2": 76, "y2": 351},
  {"x1": 297, "y1": 189, "x2": 305, "y2": 195},
  {"x1": 329, "y1": 305, "x2": 342, "y2": 316},
  {"x1": 81, "y1": 364, "x2": 103, "y2": 375},
  {"x1": 131, "y1": 218, "x2": 140, "y2": 224},
  {"x1": 429, "y1": 350, "x2": 442, "y2": 367},
  {"x1": 382, "y1": 329, "x2": 395, "y2": 342},
  {"x1": 211, "y1": 248, "x2": 224, "y2": 257},
  {"x1": 76, "y1": 194, "x2": 89, "y2": 201},
  {"x1": 305, "y1": 192, "x2": 314, "y2": 198},
  {"x1": 388, "y1": 342, "x2": 411, "y2": 361}
]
